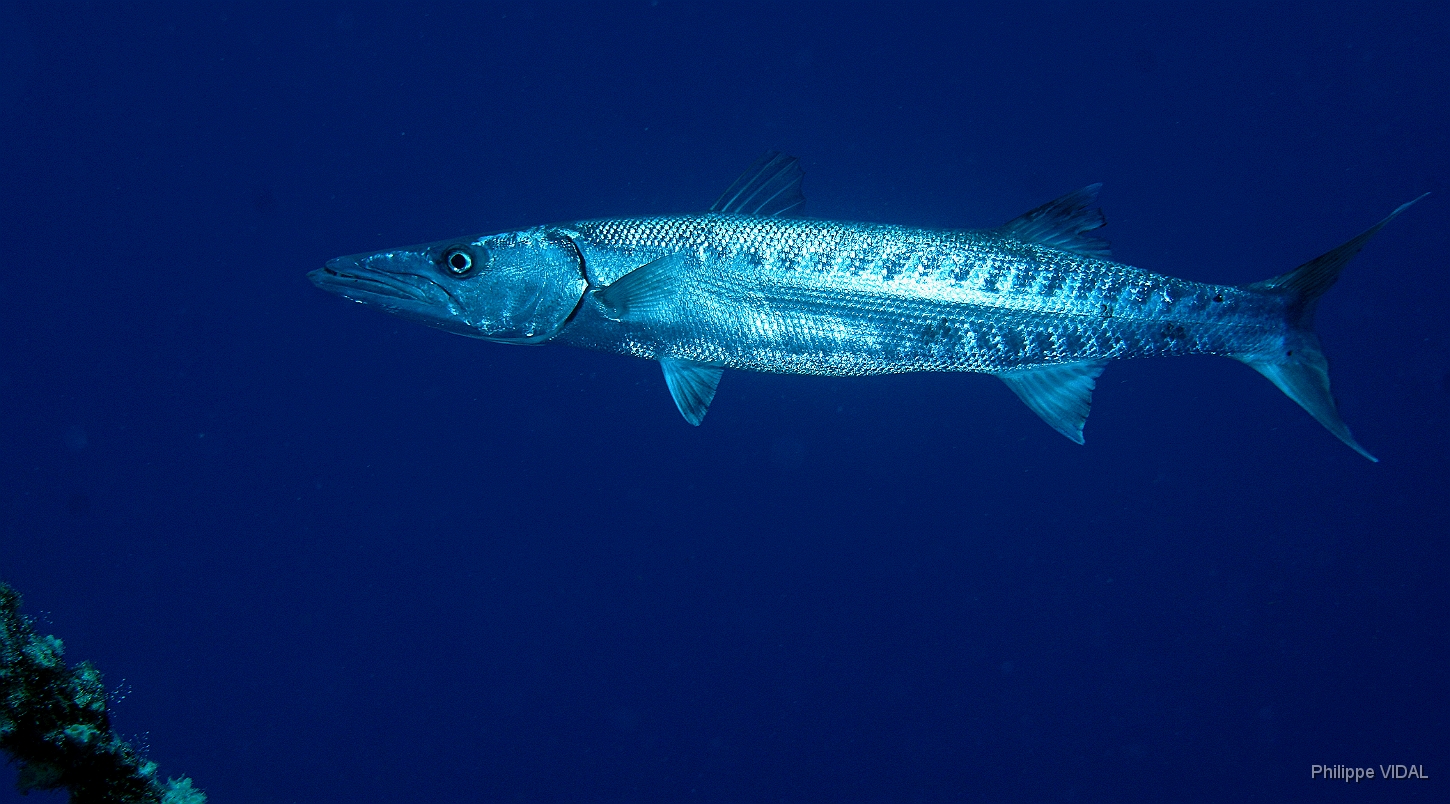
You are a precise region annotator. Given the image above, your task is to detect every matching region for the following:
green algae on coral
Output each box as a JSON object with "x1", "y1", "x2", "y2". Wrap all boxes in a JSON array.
[{"x1": 0, "y1": 582, "x2": 205, "y2": 804}]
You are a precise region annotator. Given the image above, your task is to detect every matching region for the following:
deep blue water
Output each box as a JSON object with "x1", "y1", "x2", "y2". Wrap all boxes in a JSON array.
[{"x1": 1, "y1": 2, "x2": 1445, "y2": 802}]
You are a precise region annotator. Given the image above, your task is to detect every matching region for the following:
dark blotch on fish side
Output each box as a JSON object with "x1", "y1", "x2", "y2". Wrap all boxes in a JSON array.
[{"x1": 920, "y1": 318, "x2": 957, "y2": 345}]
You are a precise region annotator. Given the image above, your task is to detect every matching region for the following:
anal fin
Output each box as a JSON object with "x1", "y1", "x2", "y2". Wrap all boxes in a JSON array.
[
  {"x1": 661, "y1": 358, "x2": 724, "y2": 426},
  {"x1": 996, "y1": 360, "x2": 1109, "y2": 444}
]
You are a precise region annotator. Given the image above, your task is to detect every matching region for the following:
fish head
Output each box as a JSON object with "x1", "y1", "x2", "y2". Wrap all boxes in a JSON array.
[{"x1": 310, "y1": 225, "x2": 587, "y2": 343}]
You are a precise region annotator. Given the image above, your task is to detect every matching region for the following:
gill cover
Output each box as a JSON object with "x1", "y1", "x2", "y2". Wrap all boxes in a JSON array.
[{"x1": 448, "y1": 226, "x2": 587, "y2": 343}]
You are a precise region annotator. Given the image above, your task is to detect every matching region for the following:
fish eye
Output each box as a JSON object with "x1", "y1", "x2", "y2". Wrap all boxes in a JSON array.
[{"x1": 441, "y1": 247, "x2": 475, "y2": 277}]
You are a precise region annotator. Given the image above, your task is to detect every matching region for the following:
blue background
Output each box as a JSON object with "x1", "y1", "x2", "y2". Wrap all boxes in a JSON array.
[{"x1": 1, "y1": 2, "x2": 1445, "y2": 801}]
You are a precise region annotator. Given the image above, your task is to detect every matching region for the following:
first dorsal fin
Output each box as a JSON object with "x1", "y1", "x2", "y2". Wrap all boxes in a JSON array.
[
  {"x1": 996, "y1": 360, "x2": 1109, "y2": 444},
  {"x1": 710, "y1": 151, "x2": 805, "y2": 217},
  {"x1": 661, "y1": 358, "x2": 724, "y2": 425},
  {"x1": 996, "y1": 185, "x2": 1110, "y2": 258}
]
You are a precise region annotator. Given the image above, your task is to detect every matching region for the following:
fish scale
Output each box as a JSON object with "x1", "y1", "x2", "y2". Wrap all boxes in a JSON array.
[
  {"x1": 561, "y1": 214, "x2": 1276, "y2": 375},
  {"x1": 311, "y1": 151, "x2": 1423, "y2": 460}
]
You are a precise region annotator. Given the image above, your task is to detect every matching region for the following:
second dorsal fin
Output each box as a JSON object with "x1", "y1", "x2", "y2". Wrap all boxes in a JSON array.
[
  {"x1": 996, "y1": 184, "x2": 1111, "y2": 258},
  {"x1": 710, "y1": 151, "x2": 806, "y2": 217}
]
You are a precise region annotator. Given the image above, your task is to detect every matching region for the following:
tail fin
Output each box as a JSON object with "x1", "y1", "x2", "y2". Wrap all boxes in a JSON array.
[{"x1": 1236, "y1": 194, "x2": 1427, "y2": 462}]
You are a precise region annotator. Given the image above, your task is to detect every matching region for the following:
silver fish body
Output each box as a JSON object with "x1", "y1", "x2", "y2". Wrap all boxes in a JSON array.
[
  {"x1": 556, "y1": 213, "x2": 1281, "y2": 375},
  {"x1": 311, "y1": 152, "x2": 1422, "y2": 460}
]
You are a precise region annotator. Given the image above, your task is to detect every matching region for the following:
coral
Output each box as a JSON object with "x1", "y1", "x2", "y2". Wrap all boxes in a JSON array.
[{"x1": 0, "y1": 582, "x2": 205, "y2": 803}]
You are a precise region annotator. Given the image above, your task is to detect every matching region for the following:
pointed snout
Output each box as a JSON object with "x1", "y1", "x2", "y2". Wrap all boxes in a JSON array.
[
  {"x1": 309, "y1": 256, "x2": 360, "y2": 288},
  {"x1": 309, "y1": 254, "x2": 437, "y2": 304}
]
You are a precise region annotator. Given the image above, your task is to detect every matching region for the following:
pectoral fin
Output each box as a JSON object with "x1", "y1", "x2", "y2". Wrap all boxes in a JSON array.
[
  {"x1": 996, "y1": 361, "x2": 1109, "y2": 444},
  {"x1": 661, "y1": 358, "x2": 724, "y2": 426},
  {"x1": 592, "y1": 252, "x2": 689, "y2": 322}
]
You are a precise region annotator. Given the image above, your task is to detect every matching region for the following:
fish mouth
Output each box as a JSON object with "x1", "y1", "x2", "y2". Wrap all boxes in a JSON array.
[
  {"x1": 310, "y1": 256, "x2": 475, "y2": 335},
  {"x1": 309, "y1": 257, "x2": 442, "y2": 304}
]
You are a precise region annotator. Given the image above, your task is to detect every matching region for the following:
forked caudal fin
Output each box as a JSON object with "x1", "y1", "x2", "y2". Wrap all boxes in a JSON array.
[
  {"x1": 1235, "y1": 193, "x2": 1428, "y2": 462},
  {"x1": 993, "y1": 194, "x2": 1424, "y2": 458}
]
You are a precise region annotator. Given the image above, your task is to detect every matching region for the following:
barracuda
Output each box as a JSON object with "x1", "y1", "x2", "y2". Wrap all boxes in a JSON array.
[{"x1": 311, "y1": 152, "x2": 1423, "y2": 460}]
